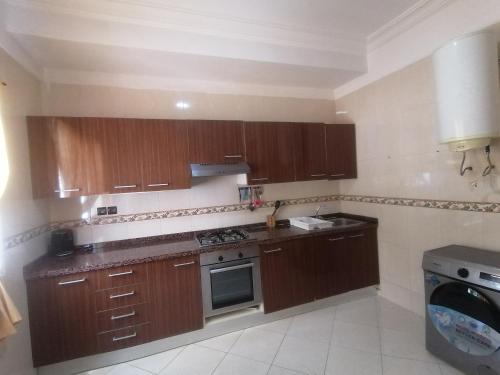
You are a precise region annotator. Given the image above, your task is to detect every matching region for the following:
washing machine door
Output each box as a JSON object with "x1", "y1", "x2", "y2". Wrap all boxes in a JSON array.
[{"x1": 428, "y1": 282, "x2": 500, "y2": 356}]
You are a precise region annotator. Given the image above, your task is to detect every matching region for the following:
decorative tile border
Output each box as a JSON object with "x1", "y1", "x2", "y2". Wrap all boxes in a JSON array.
[{"x1": 4, "y1": 194, "x2": 500, "y2": 250}]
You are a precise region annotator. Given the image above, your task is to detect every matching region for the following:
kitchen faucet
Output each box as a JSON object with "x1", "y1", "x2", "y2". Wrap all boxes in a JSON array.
[{"x1": 315, "y1": 205, "x2": 324, "y2": 218}]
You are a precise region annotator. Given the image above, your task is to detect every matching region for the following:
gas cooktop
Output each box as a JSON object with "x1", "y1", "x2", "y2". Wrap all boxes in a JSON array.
[{"x1": 196, "y1": 228, "x2": 251, "y2": 247}]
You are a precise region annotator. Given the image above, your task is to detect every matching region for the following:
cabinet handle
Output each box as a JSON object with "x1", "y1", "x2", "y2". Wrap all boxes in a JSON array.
[
  {"x1": 264, "y1": 248, "x2": 282, "y2": 254},
  {"x1": 109, "y1": 291, "x2": 135, "y2": 299},
  {"x1": 349, "y1": 234, "x2": 365, "y2": 238},
  {"x1": 113, "y1": 184, "x2": 137, "y2": 189},
  {"x1": 310, "y1": 174, "x2": 326, "y2": 177},
  {"x1": 58, "y1": 278, "x2": 86, "y2": 286},
  {"x1": 147, "y1": 183, "x2": 170, "y2": 187},
  {"x1": 328, "y1": 236, "x2": 345, "y2": 241},
  {"x1": 174, "y1": 261, "x2": 196, "y2": 268},
  {"x1": 112, "y1": 332, "x2": 137, "y2": 342},
  {"x1": 111, "y1": 310, "x2": 136, "y2": 320},
  {"x1": 108, "y1": 270, "x2": 134, "y2": 278},
  {"x1": 54, "y1": 188, "x2": 81, "y2": 193},
  {"x1": 250, "y1": 178, "x2": 269, "y2": 181},
  {"x1": 330, "y1": 174, "x2": 345, "y2": 177},
  {"x1": 224, "y1": 155, "x2": 243, "y2": 158}
]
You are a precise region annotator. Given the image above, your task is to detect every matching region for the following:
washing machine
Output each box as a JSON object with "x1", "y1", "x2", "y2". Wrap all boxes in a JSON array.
[{"x1": 423, "y1": 245, "x2": 500, "y2": 375}]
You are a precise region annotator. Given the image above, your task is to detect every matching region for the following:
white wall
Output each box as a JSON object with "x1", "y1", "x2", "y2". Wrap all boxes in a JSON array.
[{"x1": 0, "y1": 48, "x2": 47, "y2": 375}]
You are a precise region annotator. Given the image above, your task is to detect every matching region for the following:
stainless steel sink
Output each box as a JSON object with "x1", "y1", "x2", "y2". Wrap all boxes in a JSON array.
[{"x1": 319, "y1": 217, "x2": 364, "y2": 227}]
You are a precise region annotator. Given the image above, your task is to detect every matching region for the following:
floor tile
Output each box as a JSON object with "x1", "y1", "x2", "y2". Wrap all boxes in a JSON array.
[
  {"x1": 267, "y1": 366, "x2": 307, "y2": 375},
  {"x1": 325, "y1": 346, "x2": 382, "y2": 375},
  {"x1": 287, "y1": 309, "x2": 335, "y2": 343},
  {"x1": 212, "y1": 354, "x2": 269, "y2": 375},
  {"x1": 335, "y1": 297, "x2": 379, "y2": 327},
  {"x1": 127, "y1": 347, "x2": 184, "y2": 373},
  {"x1": 439, "y1": 362, "x2": 466, "y2": 375},
  {"x1": 331, "y1": 321, "x2": 380, "y2": 354},
  {"x1": 258, "y1": 318, "x2": 293, "y2": 334},
  {"x1": 381, "y1": 328, "x2": 438, "y2": 363},
  {"x1": 378, "y1": 298, "x2": 424, "y2": 334},
  {"x1": 159, "y1": 345, "x2": 225, "y2": 375},
  {"x1": 80, "y1": 367, "x2": 116, "y2": 375},
  {"x1": 107, "y1": 364, "x2": 152, "y2": 375},
  {"x1": 195, "y1": 331, "x2": 242, "y2": 352},
  {"x1": 229, "y1": 327, "x2": 284, "y2": 363},
  {"x1": 273, "y1": 335, "x2": 329, "y2": 375},
  {"x1": 382, "y1": 356, "x2": 442, "y2": 375}
]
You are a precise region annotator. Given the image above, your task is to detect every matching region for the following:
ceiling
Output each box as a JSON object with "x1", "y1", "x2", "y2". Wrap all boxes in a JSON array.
[{"x1": 1, "y1": 0, "x2": 426, "y2": 98}]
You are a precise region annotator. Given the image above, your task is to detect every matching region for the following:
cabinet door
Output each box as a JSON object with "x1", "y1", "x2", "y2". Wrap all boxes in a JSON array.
[
  {"x1": 260, "y1": 239, "x2": 314, "y2": 313},
  {"x1": 244, "y1": 122, "x2": 296, "y2": 184},
  {"x1": 314, "y1": 234, "x2": 351, "y2": 299},
  {"x1": 325, "y1": 124, "x2": 357, "y2": 179},
  {"x1": 294, "y1": 123, "x2": 327, "y2": 181},
  {"x1": 27, "y1": 117, "x2": 88, "y2": 198},
  {"x1": 140, "y1": 120, "x2": 190, "y2": 191},
  {"x1": 101, "y1": 118, "x2": 143, "y2": 193},
  {"x1": 26, "y1": 273, "x2": 97, "y2": 367},
  {"x1": 187, "y1": 120, "x2": 245, "y2": 164},
  {"x1": 148, "y1": 256, "x2": 203, "y2": 339},
  {"x1": 344, "y1": 229, "x2": 380, "y2": 290}
]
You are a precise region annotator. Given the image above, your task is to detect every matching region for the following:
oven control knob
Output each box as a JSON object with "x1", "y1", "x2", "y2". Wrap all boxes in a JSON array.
[
  {"x1": 457, "y1": 268, "x2": 469, "y2": 278},
  {"x1": 238, "y1": 252, "x2": 243, "y2": 259},
  {"x1": 218, "y1": 256, "x2": 224, "y2": 262}
]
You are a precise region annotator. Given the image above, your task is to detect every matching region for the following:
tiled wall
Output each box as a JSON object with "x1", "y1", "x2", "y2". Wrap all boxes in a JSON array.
[
  {"x1": 0, "y1": 48, "x2": 46, "y2": 375},
  {"x1": 42, "y1": 83, "x2": 341, "y2": 245},
  {"x1": 335, "y1": 57, "x2": 500, "y2": 317}
]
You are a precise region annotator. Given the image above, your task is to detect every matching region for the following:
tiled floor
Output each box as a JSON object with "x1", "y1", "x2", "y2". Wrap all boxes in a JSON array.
[{"x1": 81, "y1": 296, "x2": 465, "y2": 375}]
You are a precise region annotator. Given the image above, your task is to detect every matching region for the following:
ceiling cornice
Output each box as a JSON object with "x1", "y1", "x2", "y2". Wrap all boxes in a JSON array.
[
  {"x1": 6, "y1": 0, "x2": 365, "y2": 55},
  {"x1": 367, "y1": 0, "x2": 455, "y2": 53}
]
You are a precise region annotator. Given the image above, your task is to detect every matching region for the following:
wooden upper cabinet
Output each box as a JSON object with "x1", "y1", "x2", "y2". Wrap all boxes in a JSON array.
[
  {"x1": 139, "y1": 120, "x2": 190, "y2": 191},
  {"x1": 294, "y1": 123, "x2": 327, "y2": 181},
  {"x1": 325, "y1": 124, "x2": 357, "y2": 179},
  {"x1": 187, "y1": 120, "x2": 244, "y2": 164},
  {"x1": 244, "y1": 122, "x2": 296, "y2": 184},
  {"x1": 27, "y1": 117, "x2": 89, "y2": 198}
]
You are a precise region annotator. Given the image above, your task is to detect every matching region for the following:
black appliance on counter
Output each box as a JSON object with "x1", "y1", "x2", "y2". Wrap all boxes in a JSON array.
[{"x1": 49, "y1": 229, "x2": 74, "y2": 257}]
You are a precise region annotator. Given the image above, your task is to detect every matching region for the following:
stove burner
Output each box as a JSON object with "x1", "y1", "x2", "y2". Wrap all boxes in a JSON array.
[{"x1": 196, "y1": 228, "x2": 250, "y2": 247}]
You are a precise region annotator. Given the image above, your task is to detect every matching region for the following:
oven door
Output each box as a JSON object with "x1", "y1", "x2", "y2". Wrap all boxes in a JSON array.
[{"x1": 201, "y1": 257, "x2": 262, "y2": 318}]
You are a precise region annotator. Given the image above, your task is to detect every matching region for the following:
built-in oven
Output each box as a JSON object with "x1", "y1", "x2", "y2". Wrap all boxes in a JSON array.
[{"x1": 200, "y1": 245, "x2": 262, "y2": 318}]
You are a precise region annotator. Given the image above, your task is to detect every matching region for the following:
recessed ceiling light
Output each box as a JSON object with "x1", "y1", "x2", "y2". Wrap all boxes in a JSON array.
[
  {"x1": 336, "y1": 110, "x2": 348, "y2": 115},
  {"x1": 176, "y1": 101, "x2": 190, "y2": 109}
]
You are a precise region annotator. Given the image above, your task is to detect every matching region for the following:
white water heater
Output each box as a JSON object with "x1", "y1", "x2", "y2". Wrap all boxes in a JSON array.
[{"x1": 433, "y1": 31, "x2": 500, "y2": 152}]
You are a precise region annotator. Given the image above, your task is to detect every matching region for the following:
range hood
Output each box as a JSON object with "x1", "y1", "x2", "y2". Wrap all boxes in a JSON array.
[{"x1": 190, "y1": 162, "x2": 250, "y2": 177}]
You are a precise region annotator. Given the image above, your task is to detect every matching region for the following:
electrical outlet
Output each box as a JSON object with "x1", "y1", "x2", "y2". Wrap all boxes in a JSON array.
[
  {"x1": 97, "y1": 207, "x2": 107, "y2": 216},
  {"x1": 107, "y1": 206, "x2": 118, "y2": 215}
]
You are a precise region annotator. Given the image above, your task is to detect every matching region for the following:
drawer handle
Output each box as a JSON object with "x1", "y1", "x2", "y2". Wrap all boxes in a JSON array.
[
  {"x1": 310, "y1": 174, "x2": 326, "y2": 177},
  {"x1": 264, "y1": 248, "x2": 282, "y2": 254},
  {"x1": 54, "y1": 188, "x2": 81, "y2": 193},
  {"x1": 111, "y1": 310, "x2": 136, "y2": 320},
  {"x1": 330, "y1": 174, "x2": 345, "y2": 177},
  {"x1": 328, "y1": 236, "x2": 345, "y2": 241},
  {"x1": 174, "y1": 261, "x2": 196, "y2": 268},
  {"x1": 250, "y1": 177, "x2": 269, "y2": 181},
  {"x1": 113, "y1": 184, "x2": 137, "y2": 189},
  {"x1": 147, "y1": 183, "x2": 170, "y2": 187},
  {"x1": 58, "y1": 278, "x2": 86, "y2": 286},
  {"x1": 112, "y1": 332, "x2": 137, "y2": 342},
  {"x1": 349, "y1": 234, "x2": 365, "y2": 238},
  {"x1": 109, "y1": 291, "x2": 135, "y2": 299},
  {"x1": 224, "y1": 155, "x2": 243, "y2": 158},
  {"x1": 108, "y1": 270, "x2": 134, "y2": 278}
]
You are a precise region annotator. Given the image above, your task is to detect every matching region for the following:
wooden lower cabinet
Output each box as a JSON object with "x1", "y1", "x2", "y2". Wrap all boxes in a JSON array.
[
  {"x1": 148, "y1": 255, "x2": 204, "y2": 340},
  {"x1": 260, "y1": 240, "x2": 315, "y2": 313},
  {"x1": 26, "y1": 255, "x2": 204, "y2": 367},
  {"x1": 260, "y1": 228, "x2": 379, "y2": 314}
]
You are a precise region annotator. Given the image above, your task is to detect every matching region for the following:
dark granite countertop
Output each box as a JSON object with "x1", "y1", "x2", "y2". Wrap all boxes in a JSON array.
[{"x1": 23, "y1": 213, "x2": 377, "y2": 280}]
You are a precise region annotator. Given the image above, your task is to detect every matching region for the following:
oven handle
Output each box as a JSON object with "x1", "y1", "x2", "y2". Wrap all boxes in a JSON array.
[{"x1": 210, "y1": 263, "x2": 254, "y2": 274}]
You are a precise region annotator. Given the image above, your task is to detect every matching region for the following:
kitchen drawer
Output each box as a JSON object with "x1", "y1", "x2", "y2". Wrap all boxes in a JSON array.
[
  {"x1": 95, "y1": 283, "x2": 148, "y2": 312},
  {"x1": 96, "y1": 303, "x2": 148, "y2": 333},
  {"x1": 96, "y1": 264, "x2": 147, "y2": 290},
  {"x1": 97, "y1": 323, "x2": 150, "y2": 352}
]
